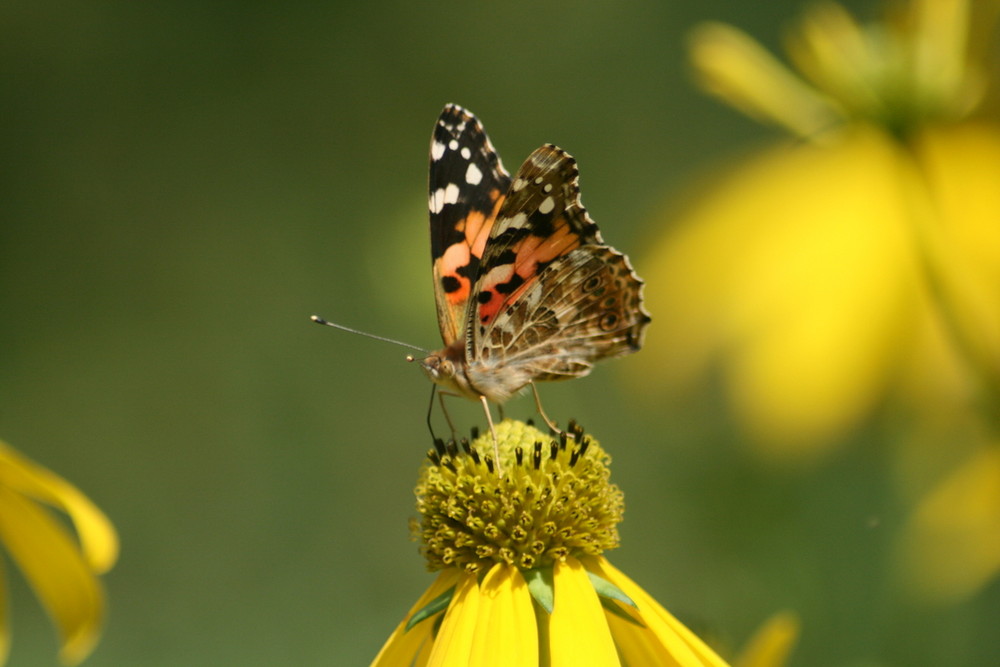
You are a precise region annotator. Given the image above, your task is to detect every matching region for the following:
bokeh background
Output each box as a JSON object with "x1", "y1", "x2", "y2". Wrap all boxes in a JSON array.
[{"x1": 2, "y1": 1, "x2": 998, "y2": 665}]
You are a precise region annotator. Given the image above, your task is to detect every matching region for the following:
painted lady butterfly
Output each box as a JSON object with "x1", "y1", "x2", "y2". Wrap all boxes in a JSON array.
[{"x1": 418, "y1": 104, "x2": 650, "y2": 444}]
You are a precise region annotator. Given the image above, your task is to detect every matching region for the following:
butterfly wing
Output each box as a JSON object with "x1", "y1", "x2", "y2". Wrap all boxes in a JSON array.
[
  {"x1": 463, "y1": 145, "x2": 650, "y2": 400},
  {"x1": 428, "y1": 104, "x2": 512, "y2": 346}
]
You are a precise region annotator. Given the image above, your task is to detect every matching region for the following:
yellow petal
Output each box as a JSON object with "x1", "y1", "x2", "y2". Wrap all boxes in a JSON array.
[
  {"x1": 896, "y1": 445, "x2": 1000, "y2": 604},
  {"x1": 469, "y1": 564, "x2": 538, "y2": 667},
  {"x1": 606, "y1": 613, "x2": 700, "y2": 667},
  {"x1": 0, "y1": 558, "x2": 9, "y2": 665},
  {"x1": 642, "y1": 129, "x2": 917, "y2": 457},
  {"x1": 583, "y1": 556, "x2": 729, "y2": 667},
  {"x1": 548, "y1": 557, "x2": 620, "y2": 667},
  {"x1": 426, "y1": 571, "x2": 480, "y2": 667},
  {"x1": 910, "y1": 0, "x2": 973, "y2": 110},
  {"x1": 903, "y1": 124, "x2": 1000, "y2": 403},
  {"x1": 689, "y1": 22, "x2": 840, "y2": 138},
  {"x1": 370, "y1": 568, "x2": 461, "y2": 667},
  {"x1": 786, "y1": 2, "x2": 880, "y2": 115},
  {"x1": 734, "y1": 611, "x2": 800, "y2": 667},
  {"x1": 0, "y1": 441, "x2": 118, "y2": 573},
  {"x1": 0, "y1": 485, "x2": 104, "y2": 665}
]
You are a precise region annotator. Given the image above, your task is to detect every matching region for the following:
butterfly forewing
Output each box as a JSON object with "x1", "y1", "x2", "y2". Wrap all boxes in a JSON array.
[{"x1": 428, "y1": 104, "x2": 512, "y2": 346}]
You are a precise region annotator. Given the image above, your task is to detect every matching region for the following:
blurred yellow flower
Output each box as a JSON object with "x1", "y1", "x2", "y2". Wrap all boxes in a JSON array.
[
  {"x1": 0, "y1": 439, "x2": 118, "y2": 665},
  {"x1": 372, "y1": 420, "x2": 729, "y2": 666},
  {"x1": 641, "y1": 0, "x2": 1000, "y2": 458}
]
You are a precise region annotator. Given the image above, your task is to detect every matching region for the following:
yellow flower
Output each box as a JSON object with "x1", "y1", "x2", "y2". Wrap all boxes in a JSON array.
[
  {"x1": 641, "y1": 0, "x2": 1000, "y2": 457},
  {"x1": 372, "y1": 420, "x2": 729, "y2": 666},
  {"x1": 0, "y1": 439, "x2": 118, "y2": 665}
]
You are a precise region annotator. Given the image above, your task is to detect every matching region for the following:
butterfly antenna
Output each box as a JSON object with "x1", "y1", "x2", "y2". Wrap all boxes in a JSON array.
[{"x1": 310, "y1": 315, "x2": 427, "y2": 354}]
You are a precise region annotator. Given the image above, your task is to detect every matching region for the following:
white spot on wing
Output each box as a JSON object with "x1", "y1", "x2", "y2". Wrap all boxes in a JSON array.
[
  {"x1": 495, "y1": 212, "x2": 528, "y2": 233},
  {"x1": 448, "y1": 139, "x2": 459, "y2": 150},
  {"x1": 431, "y1": 141, "x2": 446, "y2": 161},
  {"x1": 538, "y1": 196, "x2": 555, "y2": 215},
  {"x1": 430, "y1": 184, "x2": 462, "y2": 213},
  {"x1": 465, "y1": 162, "x2": 483, "y2": 185},
  {"x1": 461, "y1": 147, "x2": 472, "y2": 159},
  {"x1": 429, "y1": 188, "x2": 445, "y2": 214}
]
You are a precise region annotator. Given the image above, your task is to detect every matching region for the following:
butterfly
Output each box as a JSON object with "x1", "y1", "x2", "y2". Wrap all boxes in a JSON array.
[{"x1": 417, "y1": 104, "x2": 650, "y2": 456}]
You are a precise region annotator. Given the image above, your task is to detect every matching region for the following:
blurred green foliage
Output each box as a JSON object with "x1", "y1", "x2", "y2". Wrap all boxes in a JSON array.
[{"x1": 2, "y1": 1, "x2": 997, "y2": 665}]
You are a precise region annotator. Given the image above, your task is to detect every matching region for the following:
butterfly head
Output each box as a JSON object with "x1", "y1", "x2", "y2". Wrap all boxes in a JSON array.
[{"x1": 411, "y1": 341, "x2": 478, "y2": 398}]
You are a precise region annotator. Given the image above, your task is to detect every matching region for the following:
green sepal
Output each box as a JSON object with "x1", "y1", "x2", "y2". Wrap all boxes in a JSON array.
[
  {"x1": 405, "y1": 586, "x2": 455, "y2": 632},
  {"x1": 600, "y1": 596, "x2": 647, "y2": 628},
  {"x1": 524, "y1": 567, "x2": 555, "y2": 614},
  {"x1": 587, "y1": 571, "x2": 637, "y2": 608}
]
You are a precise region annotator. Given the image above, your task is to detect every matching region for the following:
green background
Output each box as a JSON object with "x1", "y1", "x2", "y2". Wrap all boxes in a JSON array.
[{"x1": 2, "y1": 1, "x2": 997, "y2": 665}]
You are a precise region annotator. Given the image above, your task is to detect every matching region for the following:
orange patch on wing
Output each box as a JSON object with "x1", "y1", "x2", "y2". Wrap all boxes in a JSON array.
[
  {"x1": 439, "y1": 243, "x2": 473, "y2": 306},
  {"x1": 475, "y1": 264, "x2": 516, "y2": 324},
  {"x1": 468, "y1": 191, "x2": 505, "y2": 258},
  {"x1": 475, "y1": 215, "x2": 588, "y2": 326},
  {"x1": 510, "y1": 215, "x2": 583, "y2": 279}
]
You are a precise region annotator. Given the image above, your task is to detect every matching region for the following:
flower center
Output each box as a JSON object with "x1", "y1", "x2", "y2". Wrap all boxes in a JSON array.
[{"x1": 412, "y1": 419, "x2": 624, "y2": 574}]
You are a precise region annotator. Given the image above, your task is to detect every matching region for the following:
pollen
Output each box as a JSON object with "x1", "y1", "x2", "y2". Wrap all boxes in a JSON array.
[{"x1": 411, "y1": 419, "x2": 624, "y2": 574}]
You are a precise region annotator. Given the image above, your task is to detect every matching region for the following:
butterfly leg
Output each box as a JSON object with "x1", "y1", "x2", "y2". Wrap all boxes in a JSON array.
[
  {"x1": 425, "y1": 385, "x2": 440, "y2": 441},
  {"x1": 530, "y1": 382, "x2": 562, "y2": 435},
  {"x1": 434, "y1": 389, "x2": 461, "y2": 441},
  {"x1": 478, "y1": 395, "x2": 504, "y2": 477}
]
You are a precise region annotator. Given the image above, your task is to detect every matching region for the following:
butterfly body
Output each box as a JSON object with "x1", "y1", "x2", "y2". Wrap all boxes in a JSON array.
[{"x1": 420, "y1": 105, "x2": 649, "y2": 412}]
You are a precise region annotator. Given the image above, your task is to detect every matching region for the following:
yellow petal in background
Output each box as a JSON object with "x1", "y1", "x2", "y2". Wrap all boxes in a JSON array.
[
  {"x1": 896, "y1": 445, "x2": 1000, "y2": 604},
  {"x1": 549, "y1": 558, "x2": 620, "y2": 667},
  {"x1": 733, "y1": 611, "x2": 800, "y2": 667},
  {"x1": 0, "y1": 485, "x2": 105, "y2": 665},
  {"x1": 0, "y1": 559, "x2": 8, "y2": 666},
  {"x1": 642, "y1": 128, "x2": 918, "y2": 458},
  {"x1": 787, "y1": 2, "x2": 881, "y2": 117},
  {"x1": 903, "y1": 124, "x2": 1000, "y2": 405},
  {"x1": 0, "y1": 442, "x2": 118, "y2": 574},
  {"x1": 689, "y1": 22, "x2": 840, "y2": 138}
]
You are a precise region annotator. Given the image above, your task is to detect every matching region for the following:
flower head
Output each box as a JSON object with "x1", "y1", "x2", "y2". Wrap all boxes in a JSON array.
[
  {"x1": 372, "y1": 420, "x2": 729, "y2": 666},
  {"x1": 0, "y1": 439, "x2": 118, "y2": 665},
  {"x1": 412, "y1": 419, "x2": 622, "y2": 573}
]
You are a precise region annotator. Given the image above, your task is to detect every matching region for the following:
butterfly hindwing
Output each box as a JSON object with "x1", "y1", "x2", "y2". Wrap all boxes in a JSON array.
[
  {"x1": 428, "y1": 104, "x2": 512, "y2": 346},
  {"x1": 473, "y1": 245, "x2": 648, "y2": 385}
]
